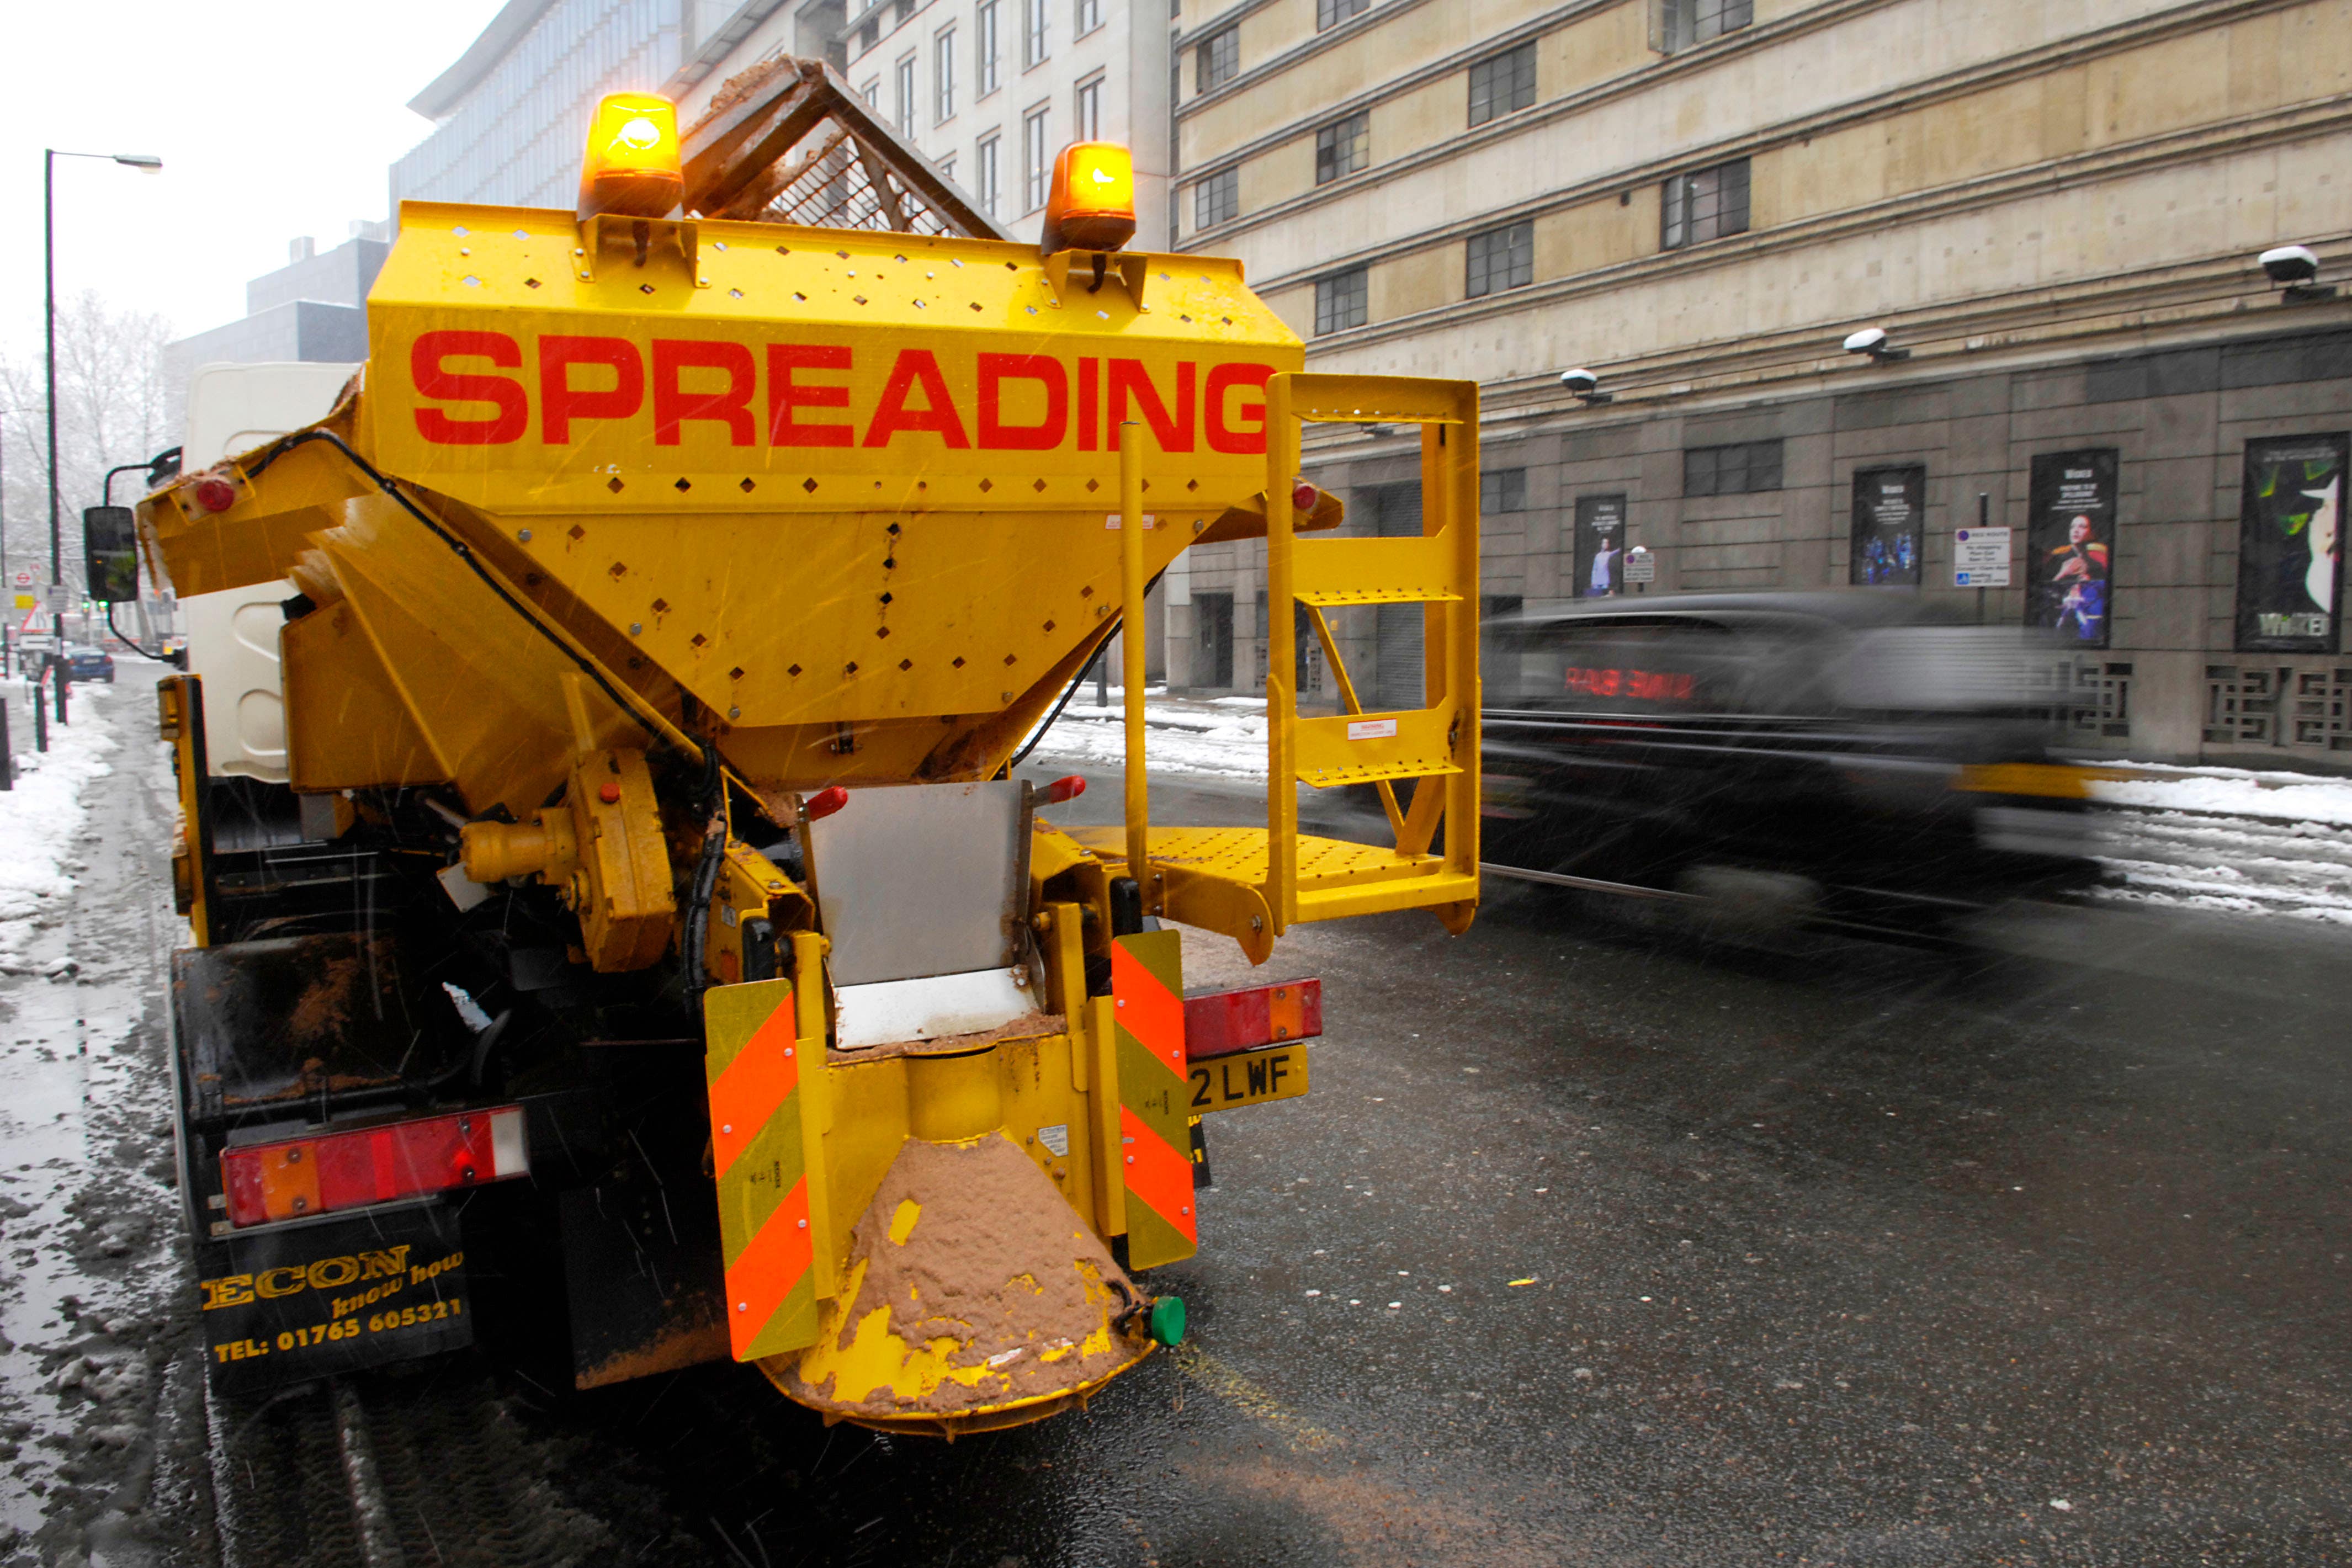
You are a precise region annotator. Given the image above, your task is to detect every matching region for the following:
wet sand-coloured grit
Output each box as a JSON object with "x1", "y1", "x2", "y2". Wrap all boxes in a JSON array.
[{"x1": 778, "y1": 1133, "x2": 1151, "y2": 1417}]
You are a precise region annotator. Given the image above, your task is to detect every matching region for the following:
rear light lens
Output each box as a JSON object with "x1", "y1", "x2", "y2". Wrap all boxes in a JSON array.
[
  {"x1": 221, "y1": 1107, "x2": 529, "y2": 1229},
  {"x1": 1044, "y1": 775, "x2": 1086, "y2": 803},
  {"x1": 1291, "y1": 481, "x2": 1319, "y2": 514},
  {"x1": 1183, "y1": 978, "x2": 1324, "y2": 1060},
  {"x1": 190, "y1": 477, "x2": 238, "y2": 514}
]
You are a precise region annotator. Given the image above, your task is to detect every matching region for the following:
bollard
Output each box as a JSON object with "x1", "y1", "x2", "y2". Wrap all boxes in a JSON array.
[
  {"x1": 54, "y1": 667, "x2": 68, "y2": 726},
  {"x1": 33, "y1": 682, "x2": 46, "y2": 753},
  {"x1": 0, "y1": 699, "x2": 11, "y2": 789}
]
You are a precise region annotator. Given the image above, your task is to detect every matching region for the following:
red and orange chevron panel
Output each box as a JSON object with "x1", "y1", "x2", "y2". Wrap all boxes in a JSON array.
[
  {"x1": 704, "y1": 977, "x2": 825, "y2": 1360},
  {"x1": 1112, "y1": 931, "x2": 1197, "y2": 1269}
]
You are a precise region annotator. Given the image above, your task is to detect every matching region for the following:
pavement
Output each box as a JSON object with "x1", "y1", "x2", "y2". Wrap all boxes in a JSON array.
[{"x1": 2, "y1": 689, "x2": 2349, "y2": 1565}]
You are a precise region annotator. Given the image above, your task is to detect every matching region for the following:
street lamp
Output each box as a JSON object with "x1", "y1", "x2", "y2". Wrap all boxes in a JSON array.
[{"x1": 46, "y1": 147, "x2": 162, "y2": 640}]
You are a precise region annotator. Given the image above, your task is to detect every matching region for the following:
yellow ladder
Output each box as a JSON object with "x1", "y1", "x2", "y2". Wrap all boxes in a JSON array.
[{"x1": 1263, "y1": 372, "x2": 1481, "y2": 935}]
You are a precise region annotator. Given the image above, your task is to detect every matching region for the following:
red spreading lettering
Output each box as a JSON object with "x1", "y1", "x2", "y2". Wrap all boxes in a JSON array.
[
  {"x1": 1076, "y1": 357, "x2": 1100, "y2": 452},
  {"x1": 539, "y1": 336, "x2": 644, "y2": 444},
  {"x1": 652, "y1": 339, "x2": 757, "y2": 447},
  {"x1": 411, "y1": 331, "x2": 526, "y2": 445},
  {"x1": 1108, "y1": 359, "x2": 1196, "y2": 453},
  {"x1": 766, "y1": 344, "x2": 852, "y2": 448},
  {"x1": 1203, "y1": 362, "x2": 1274, "y2": 455},
  {"x1": 862, "y1": 349, "x2": 970, "y2": 448},
  {"x1": 976, "y1": 353, "x2": 1068, "y2": 450}
]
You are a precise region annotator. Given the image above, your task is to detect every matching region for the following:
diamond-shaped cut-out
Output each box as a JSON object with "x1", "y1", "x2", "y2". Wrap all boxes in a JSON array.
[
  {"x1": 803, "y1": 477, "x2": 819, "y2": 493},
  {"x1": 569, "y1": 524, "x2": 587, "y2": 540},
  {"x1": 1043, "y1": 620, "x2": 1056, "y2": 632},
  {"x1": 690, "y1": 633, "x2": 707, "y2": 648},
  {"x1": 978, "y1": 478, "x2": 992, "y2": 493},
  {"x1": 652, "y1": 598, "x2": 670, "y2": 613},
  {"x1": 730, "y1": 666, "x2": 746, "y2": 680},
  {"x1": 952, "y1": 656, "x2": 965, "y2": 668},
  {"x1": 1032, "y1": 479, "x2": 1047, "y2": 492},
  {"x1": 1187, "y1": 479, "x2": 1200, "y2": 491},
  {"x1": 740, "y1": 478, "x2": 756, "y2": 492},
  {"x1": 843, "y1": 662, "x2": 858, "y2": 674},
  {"x1": 524, "y1": 278, "x2": 542, "y2": 289},
  {"x1": 875, "y1": 626, "x2": 890, "y2": 639},
  {"x1": 607, "y1": 479, "x2": 624, "y2": 493},
  {"x1": 674, "y1": 477, "x2": 691, "y2": 492},
  {"x1": 1085, "y1": 479, "x2": 1099, "y2": 492},
  {"x1": 787, "y1": 663, "x2": 802, "y2": 677},
  {"x1": 898, "y1": 658, "x2": 913, "y2": 671},
  {"x1": 1003, "y1": 653, "x2": 1018, "y2": 666},
  {"x1": 640, "y1": 283, "x2": 656, "y2": 294}
]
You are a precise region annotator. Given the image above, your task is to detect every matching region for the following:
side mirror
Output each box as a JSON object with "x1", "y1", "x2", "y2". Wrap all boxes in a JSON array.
[{"x1": 83, "y1": 506, "x2": 139, "y2": 603}]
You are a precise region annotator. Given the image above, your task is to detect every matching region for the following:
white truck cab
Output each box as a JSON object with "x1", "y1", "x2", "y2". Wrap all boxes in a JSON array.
[{"x1": 177, "y1": 362, "x2": 360, "y2": 782}]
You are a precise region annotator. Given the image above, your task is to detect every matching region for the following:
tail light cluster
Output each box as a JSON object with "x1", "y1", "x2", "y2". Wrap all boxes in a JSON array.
[{"x1": 221, "y1": 1107, "x2": 529, "y2": 1229}]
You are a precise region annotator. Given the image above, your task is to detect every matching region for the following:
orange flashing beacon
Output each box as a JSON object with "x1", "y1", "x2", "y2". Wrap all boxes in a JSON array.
[{"x1": 578, "y1": 93, "x2": 684, "y2": 220}]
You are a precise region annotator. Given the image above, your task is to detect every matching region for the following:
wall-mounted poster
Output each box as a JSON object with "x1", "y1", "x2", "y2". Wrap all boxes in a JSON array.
[
  {"x1": 1574, "y1": 493, "x2": 1628, "y2": 598},
  {"x1": 2027, "y1": 449, "x2": 2119, "y2": 649},
  {"x1": 1850, "y1": 465, "x2": 1925, "y2": 586},
  {"x1": 2234, "y1": 433, "x2": 2349, "y2": 653}
]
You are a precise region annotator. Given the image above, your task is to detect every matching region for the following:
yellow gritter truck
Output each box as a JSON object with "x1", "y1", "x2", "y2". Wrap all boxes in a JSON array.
[{"x1": 123, "y1": 62, "x2": 1481, "y2": 1436}]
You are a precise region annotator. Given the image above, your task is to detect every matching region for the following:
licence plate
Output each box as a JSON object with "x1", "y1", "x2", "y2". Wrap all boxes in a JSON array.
[{"x1": 1187, "y1": 1044, "x2": 1309, "y2": 1114}]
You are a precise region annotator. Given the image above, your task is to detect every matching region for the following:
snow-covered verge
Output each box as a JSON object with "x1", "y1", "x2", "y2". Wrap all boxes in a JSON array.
[
  {"x1": 1024, "y1": 688, "x2": 1271, "y2": 783},
  {"x1": 0, "y1": 692, "x2": 121, "y2": 971},
  {"x1": 0, "y1": 671, "x2": 216, "y2": 1566}
]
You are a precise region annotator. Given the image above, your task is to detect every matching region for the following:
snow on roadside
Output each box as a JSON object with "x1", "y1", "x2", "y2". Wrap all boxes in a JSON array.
[
  {"x1": 0, "y1": 685, "x2": 119, "y2": 970},
  {"x1": 2088, "y1": 763, "x2": 2352, "y2": 825}
]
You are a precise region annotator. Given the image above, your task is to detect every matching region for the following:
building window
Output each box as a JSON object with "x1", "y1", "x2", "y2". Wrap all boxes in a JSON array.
[
  {"x1": 1684, "y1": 439, "x2": 1782, "y2": 497},
  {"x1": 1314, "y1": 267, "x2": 1368, "y2": 336},
  {"x1": 976, "y1": 134, "x2": 1002, "y2": 216},
  {"x1": 859, "y1": 15, "x2": 879, "y2": 53},
  {"x1": 1659, "y1": 0, "x2": 1754, "y2": 50},
  {"x1": 1314, "y1": 111, "x2": 1369, "y2": 185},
  {"x1": 1076, "y1": 0, "x2": 1103, "y2": 36},
  {"x1": 976, "y1": 0, "x2": 1001, "y2": 95},
  {"x1": 1468, "y1": 42, "x2": 1536, "y2": 127},
  {"x1": 1319, "y1": 0, "x2": 1370, "y2": 28},
  {"x1": 935, "y1": 28, "x2": 957, "y2": 123},
  {"x1": 1465, "y1": 220, "x2": 1532, "y2": 299},
  {"x1": 939, "y1": 154, "x2": 958, "y2": 186},
  {"x1": 895, "y1": 54, "x2": 918, "y2": 136},
  {"x1": 1023, "y1": 0, "x2": 1049, "y2": 67},
  {"x1": 862, "y1": 78, "x2": 881, "y2": 106},
  {"x1": 895, "y1": 0, "x2": 914, "y2": 21},
  {"x1": 1194, "y1": 166, "x2": 1238, "y2": 229},
  {"x1": 1022, "y1": 105, "x2": 1052, "y2": 211},
  {"x1": 1075, "y1": 75, "x2": 1102, "y2": 141},
  {"x1": 1196, "y1": 27, "x2": 1239, "y2": 92},
  {"x1": 1481, "y1": 469, "x2": 1527, "y2": 514},
  {"x1": 1661, "y1": 157, "x2": 1750, "y2": 249}
]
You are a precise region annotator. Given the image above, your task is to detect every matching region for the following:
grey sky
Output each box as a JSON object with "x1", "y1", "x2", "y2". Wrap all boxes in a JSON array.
[{"x1": 1, "y1": 0, "x2": 508, "y2": 357}]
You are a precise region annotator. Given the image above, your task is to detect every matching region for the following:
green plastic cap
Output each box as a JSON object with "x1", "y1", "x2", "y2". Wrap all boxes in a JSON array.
[{"x1": 1146, "y1": 1295, "x2": 1187, "y2": 1348}]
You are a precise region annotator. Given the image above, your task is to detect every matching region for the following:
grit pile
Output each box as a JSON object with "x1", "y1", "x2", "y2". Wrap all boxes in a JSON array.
[{"x1": 786, "y1": 1133, "x2": 1148, "y2": 1417}]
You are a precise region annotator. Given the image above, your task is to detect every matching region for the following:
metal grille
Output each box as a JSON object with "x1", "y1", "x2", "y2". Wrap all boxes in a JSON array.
[
  {"x1": 2206, "y1": 666, "x2": 2281, "y2": 745},
  {"x1": 681, "y1": 56, "x2": 1009, "y2": 241},
  {"x1": 2291, "y1": 668, "x2": 2352, "y2": 750}
]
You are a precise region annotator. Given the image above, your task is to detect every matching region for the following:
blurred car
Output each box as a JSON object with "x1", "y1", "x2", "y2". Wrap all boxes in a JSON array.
[
  {"x1": 1479, "y1": 592, "x2": 2102, "y2": 937},
  {"x1": 59, "y1": 646, "x2": 115, "y2": 683}
]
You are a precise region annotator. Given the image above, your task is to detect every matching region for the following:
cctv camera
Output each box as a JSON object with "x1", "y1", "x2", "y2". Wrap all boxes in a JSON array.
[
  {"x1": 1843, "y1": 327, "x2": 1887, "y2": 355},
  {"x1": 2261, "y1": 244, "x2": 2320, "y2": 285},
  {"x1": 1559, "y1": 368, "x2": 1599, "y2": 394}
]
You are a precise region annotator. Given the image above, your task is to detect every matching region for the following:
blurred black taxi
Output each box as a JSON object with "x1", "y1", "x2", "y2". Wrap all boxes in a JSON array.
[{"x1": 1479, "y1": 593, "x2": 2102, "y2": 936}]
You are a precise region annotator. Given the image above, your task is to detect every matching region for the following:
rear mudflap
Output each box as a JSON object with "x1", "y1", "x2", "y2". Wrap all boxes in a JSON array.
[{"x1": 193, "y1": 1200, "x2": 469, "y2": 1397}]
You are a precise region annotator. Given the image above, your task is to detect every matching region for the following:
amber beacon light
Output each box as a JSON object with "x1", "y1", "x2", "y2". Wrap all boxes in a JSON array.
[
  {"x1": 578, "y1": 93, "x2": 684, "y2": 219},
  {"x1": 1040, "y1": 141, "x2": 1138, "y2": 255}
]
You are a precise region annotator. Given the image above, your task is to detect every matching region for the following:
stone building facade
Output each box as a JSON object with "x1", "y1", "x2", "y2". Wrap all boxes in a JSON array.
[{"x1": 1160, "y1": 0, "x2": 2352, "y2": 766}]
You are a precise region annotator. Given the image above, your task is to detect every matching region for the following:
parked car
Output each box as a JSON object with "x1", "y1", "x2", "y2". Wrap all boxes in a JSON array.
[
  {"x1": 59, "y1": 646, "x2": 115, "y2": 683},
  {"x1": 1479, "y1": 592, "x2": 2102, "y2": 937}
]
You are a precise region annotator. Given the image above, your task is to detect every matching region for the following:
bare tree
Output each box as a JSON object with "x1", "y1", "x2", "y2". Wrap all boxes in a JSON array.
[{"x1": 0, "y1": 290, "x2": 177, "y2": 599}]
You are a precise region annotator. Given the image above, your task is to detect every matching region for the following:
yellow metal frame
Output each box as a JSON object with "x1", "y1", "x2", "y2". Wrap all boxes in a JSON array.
[{"x1": 1263, "y1": 372, "x2": 1480, "y2": 934}]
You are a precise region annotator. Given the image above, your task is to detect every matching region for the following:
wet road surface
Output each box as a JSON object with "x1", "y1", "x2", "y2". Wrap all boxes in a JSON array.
[{"x1": 14, "y1": 725, "x2": 2351, "y2": 1565}]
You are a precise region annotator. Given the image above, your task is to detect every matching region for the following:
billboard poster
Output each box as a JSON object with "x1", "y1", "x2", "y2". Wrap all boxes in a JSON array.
[
  {"x1": 2234, "y1": 433, "x2": 2349, "y2": 653},
  {"x1": 2027, "y1": 449, "x2": 2119, "y2": 649},
  {"x1": 1573, "y1": 493, "x2": 1628, "y2": 598},
  {"x1": 1850, "y1": 465, "x2": 1925, "y2": 586}
]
